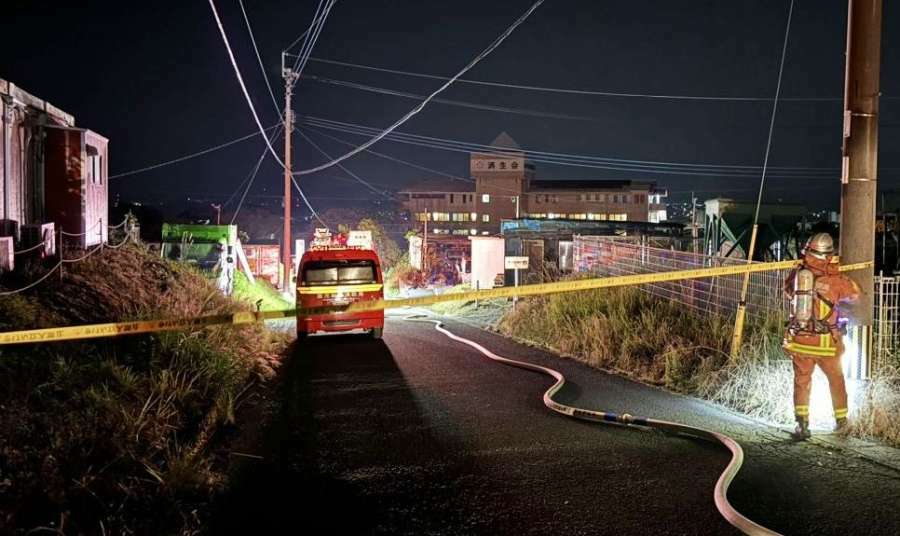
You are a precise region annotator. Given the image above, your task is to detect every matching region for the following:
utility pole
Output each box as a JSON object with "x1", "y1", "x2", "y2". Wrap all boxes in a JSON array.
[
  {"x1": 840, "y1": 0, "x2": 882, "y2": 378},
  {"x1": 691, "y1": 192, "x2": 698, "y2": 254},
  {"x1": 281, "y1": 53, "x2": 299, "y2": 292}
]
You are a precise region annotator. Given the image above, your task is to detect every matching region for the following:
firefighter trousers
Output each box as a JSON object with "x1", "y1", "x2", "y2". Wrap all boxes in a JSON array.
[{"x1": 791, "y1": 353, "x2": 848, "y2": 422}]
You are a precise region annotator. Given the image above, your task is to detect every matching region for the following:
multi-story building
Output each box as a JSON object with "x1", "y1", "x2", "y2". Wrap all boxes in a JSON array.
[{"x1": 399, "y1": 132, "x2": 667, "y2": 236}]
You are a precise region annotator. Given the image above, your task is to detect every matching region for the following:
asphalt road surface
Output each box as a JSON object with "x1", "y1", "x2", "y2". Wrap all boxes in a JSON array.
[{"x1": 215, "y1": 316, "x2": 900, "y2": 535}]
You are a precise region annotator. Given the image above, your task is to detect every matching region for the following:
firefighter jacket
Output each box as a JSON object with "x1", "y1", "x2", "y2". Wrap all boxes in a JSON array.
[{"x1": 783, "y1": 257, "x2": 860, "y2": 359}]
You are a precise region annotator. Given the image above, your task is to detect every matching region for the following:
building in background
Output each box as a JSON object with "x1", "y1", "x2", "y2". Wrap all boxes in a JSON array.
[
  {"x1": 398, "y1": 132, "x2": 668, "y2": 236},
  {"x1": 1, "y1": 78, "x2": 108, "y2": 248}
]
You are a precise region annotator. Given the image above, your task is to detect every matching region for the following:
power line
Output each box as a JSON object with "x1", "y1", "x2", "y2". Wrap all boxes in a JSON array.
[
  {"x1": 108, "y1": 125, "x2": 278, "y2": 179},
  {"x1": 304, "y1": 74, "x2": 593, "y2": 121},
  {"x1": 207, "y1": 0, "x2": 324, "y2": 225},
  {"x1": 304, "y1": 126, "x2": 469, "y2": 182},
  {"x1": 291, "y1": 0, "x2": 336, "y2": 77},
  {"x1": 751, "y1": 0, "x2": 795, "y2": 227},
  {"x1": 282, "y1": 9, "x2": 315, "y2": 51},
  {"x1": 294, "y1": 0, "x2": 547, "y2": 176},
  {"x1": 301, "y1": 116, "x2": 839, "y2": 178},
  {"x1": 295, "y1": 129, "x2": 391, "y2": 198},
  {"x1": 307, "y1": 57, "x2": 846, "y2": 103},
  {"x1": 230, "y1": 125, "x2": 284, "y2": 224},
  {"x1": 238, "y1": 0, "x2": 280, "y2": 115}
]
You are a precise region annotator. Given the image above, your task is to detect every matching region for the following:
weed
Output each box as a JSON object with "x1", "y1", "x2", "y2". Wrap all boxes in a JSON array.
[{"x1": 0, "y1": 244, "x2": 285, "y2": 533}]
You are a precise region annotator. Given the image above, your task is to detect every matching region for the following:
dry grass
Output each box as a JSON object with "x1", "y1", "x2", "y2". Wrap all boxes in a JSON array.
[
  {"x1": 848, "y1": 364, "x2": 900, "y2": 445},
  {"x1": 0, "y1": 243, "x2": 284, "y2": 534},
  {"x1": 499, "y1": 281, "x2": 900, "y2": 447},
  {"x1": 497, "y1": 286, "x2": 734, "y2": 390}
]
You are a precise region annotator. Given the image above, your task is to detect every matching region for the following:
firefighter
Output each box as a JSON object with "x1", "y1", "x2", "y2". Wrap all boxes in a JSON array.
[{"x1": 783, "y1": 232, "x2": 860, "y2": 440}]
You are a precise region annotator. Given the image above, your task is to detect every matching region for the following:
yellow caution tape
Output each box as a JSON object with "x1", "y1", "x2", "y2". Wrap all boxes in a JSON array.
[{"x1": 0, "y1": 259, "x2": 872, "y2": 346}]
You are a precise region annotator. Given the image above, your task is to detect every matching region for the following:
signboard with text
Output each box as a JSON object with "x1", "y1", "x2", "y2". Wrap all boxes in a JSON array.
[
  {"x1": 505, "y1": 256, "x2": 529, "y2": 270},
  {"x1": 347, "y1": 230, "x2": 373, "y2": 250},
  {"x1": 470, "y1": 156, "x2": 525, "y2": 173}
]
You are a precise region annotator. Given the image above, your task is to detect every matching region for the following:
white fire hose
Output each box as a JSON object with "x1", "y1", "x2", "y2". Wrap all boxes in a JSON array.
[{"x1": 404, "y1": 316, "x2": 781, "y2": 536}]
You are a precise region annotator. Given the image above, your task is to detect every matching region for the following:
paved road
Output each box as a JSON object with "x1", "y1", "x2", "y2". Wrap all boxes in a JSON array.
[{"x1": 215, "y1": 316, "x2": 900, "y2": 535}]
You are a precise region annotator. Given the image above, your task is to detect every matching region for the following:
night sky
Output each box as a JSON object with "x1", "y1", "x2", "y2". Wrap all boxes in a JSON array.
[{"x1": 2, "y1": 0, "x2": 899, "y2": 214}]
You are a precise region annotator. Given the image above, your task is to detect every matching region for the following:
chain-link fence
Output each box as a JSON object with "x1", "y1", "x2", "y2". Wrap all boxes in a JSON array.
[
  {"x1": 573, "y1": 236, "x2": 790, "y2": 324},
  {"x1": 574, "y1": 235, "x2": 900, "y2": 376},
  {"x1": 874, "y1": 275, "x2": 900, "y2": 373}
]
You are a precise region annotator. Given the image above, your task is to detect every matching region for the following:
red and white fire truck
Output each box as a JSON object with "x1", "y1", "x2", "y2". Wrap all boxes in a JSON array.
[{"x1": 295, "y1": 230, "x2": 384, "y2": 339}]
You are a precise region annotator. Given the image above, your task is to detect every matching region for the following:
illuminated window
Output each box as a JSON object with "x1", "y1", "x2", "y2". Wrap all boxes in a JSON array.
[
  {"x1": 470, "y1": 229, "x2": 478, "y2": 235},
  {"x1": 482, "y1": 194, "x2": 491, "y2": 203},
  {"x1": 547, "y1": 212, "x2": 563, "y2": 219},
  {"x1": 432, "y1": 212, "x2": 450, "y2": 222},
  {"x1": 415, "y1": 212, "x2": 431, "y2": 222},
  {"x1": 568, "y1": 213, "x2": 586, "y2": 220},
  {"x1": 471, "y1": 212, "x2": 477, "y2": 221},
  {"x1": 482, "y1": 214, "x2": 490, "y2": 222},
  {"x1": 451, "y1": 213, "x2": 471, "y2": 222}
]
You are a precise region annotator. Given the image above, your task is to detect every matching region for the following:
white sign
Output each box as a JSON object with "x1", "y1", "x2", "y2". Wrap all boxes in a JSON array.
[
  {"x1": 408, "y1": 235, "x2": 423, "y2": 270},
  {"x1": 505, "y1": 256, "x2": 529, "y2": 270},
  {"x1": 347, "y1": 230, "x2": 373, "y2": 249}
]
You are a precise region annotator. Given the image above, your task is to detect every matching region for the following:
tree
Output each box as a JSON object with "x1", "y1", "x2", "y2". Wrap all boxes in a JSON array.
[{"x1": 357, "y1": 218, "x2": 401, "y2": 269}]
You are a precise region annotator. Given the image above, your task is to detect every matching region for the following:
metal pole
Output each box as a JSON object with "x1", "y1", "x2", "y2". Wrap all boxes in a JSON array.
[
  {"x1": 839, "y1": 0, "x2": 882, "y2": 378},
  {"x1": 281, "y1": 54, "x2": 299, "y2": 293}
]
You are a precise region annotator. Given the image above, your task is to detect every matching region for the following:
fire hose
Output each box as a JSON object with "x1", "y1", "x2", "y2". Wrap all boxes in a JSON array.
[{"x1": 404, "y1": 315, "x2": 781, "y2": 536}]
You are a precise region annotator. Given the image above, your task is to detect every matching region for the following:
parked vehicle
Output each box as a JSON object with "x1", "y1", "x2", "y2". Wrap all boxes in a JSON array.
[{"x1": 296, "y1": 245, "x2": 384, "y2": 339}]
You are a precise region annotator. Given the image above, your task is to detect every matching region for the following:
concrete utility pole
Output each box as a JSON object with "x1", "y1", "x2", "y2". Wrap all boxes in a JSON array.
[
  {"x1": 282, "y1": 53, "x2": 299, "y2": 292},
  {"x1": 840, "y1": 0, "x2": 882, "y2": 377}
]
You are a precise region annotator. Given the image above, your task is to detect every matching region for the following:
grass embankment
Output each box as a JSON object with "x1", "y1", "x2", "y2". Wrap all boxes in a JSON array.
[
  {"x1": 497, "y1": 285, "x2": 900, "y2": 446},
  {"x1": 0, "y1": 244, "x2": 284, "y2": 534},
  {"x1": 233, "y1": 271, "x2": 292, "y2": 311}
]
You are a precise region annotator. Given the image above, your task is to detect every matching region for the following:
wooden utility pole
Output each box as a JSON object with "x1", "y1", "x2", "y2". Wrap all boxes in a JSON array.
[
  {"x1": 281, "y1": 54, "x2": 299, "y2": 292},
  {"x1": 840, "y1": 0, "x2": 882, "y2": 377}
]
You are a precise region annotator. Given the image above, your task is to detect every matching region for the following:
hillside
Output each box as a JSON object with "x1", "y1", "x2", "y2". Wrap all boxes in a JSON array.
[{"x1": 0, "y1": 244, "x2": 284, "y2": 534}]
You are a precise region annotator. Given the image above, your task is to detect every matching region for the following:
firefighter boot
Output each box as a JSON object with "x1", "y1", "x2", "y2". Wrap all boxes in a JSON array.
[
  {"x1": 834, "y1": 417, "x2": 849, "y2": 434},
  {"x1": 792, "y1": 417, "x2": 811, "y2": 440}
]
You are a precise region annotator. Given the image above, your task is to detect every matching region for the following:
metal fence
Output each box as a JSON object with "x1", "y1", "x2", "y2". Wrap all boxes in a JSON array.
[
  {"x1": 874, "y1": 275, "x2": 900, "y2": 372},
  {"x1": 573, "y1": 236, "x2": 791, "y2": 324},
  {"x1": 574, "y1": 236, "x2": 900, "y2": 375}
]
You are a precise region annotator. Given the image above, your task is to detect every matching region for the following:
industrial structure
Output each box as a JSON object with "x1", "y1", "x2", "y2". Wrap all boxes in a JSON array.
[
  {"x1": 0, "y1": 78, "x2": 108, "y2": 249},
  {"x1": 398, "y1": 132, "x2": 668, "y2": 237}
]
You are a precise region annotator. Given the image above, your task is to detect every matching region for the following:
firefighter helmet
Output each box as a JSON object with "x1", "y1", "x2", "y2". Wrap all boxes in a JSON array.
[{"x1": 805, "y1": 232, "x2": 834, "y2": 260}]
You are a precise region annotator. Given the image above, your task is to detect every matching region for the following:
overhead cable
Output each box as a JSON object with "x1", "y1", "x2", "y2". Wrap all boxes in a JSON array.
[
  {"x1": 108, "y1": 125, "x2": 278, "y2": 179},
  {"x1": 308, "y1": 57, "x2": 844, "y2": 102},
  {"x1": 294, "y1": 0, "x2": 547, "y2": 176},
  {"x1": 207, "y1": 0, "x2": 324, "y2": 225},
  {"x1": 238, "y1": 0, "x2": 281, "y2": 115},
  {"x1": 230, "y1": 124, "x2": 285, "y2": 224},
  {"x1": 295, "y1": 129, "x2": 391, "y2": 198},
  {"x1": 301, "y1": 116, "x2": 839, "y2": 178},
  {"x1": 305, "y1": 127, "x2": 470, "y2": 182},
  {"x1": 304, "y1": 75, "x2": 592, "y2": 121},
  {"x1": 292, "y1": 0, "x2": 336, "y2": 78}
]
